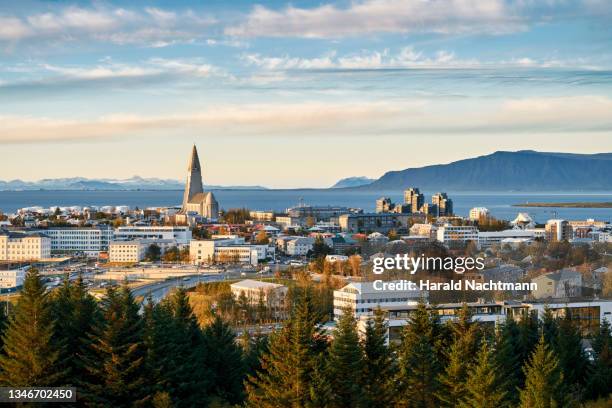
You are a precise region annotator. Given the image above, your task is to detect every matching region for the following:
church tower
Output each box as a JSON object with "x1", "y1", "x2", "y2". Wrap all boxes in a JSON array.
[{"x1": 182, "y1": 145, "x2": 204, "y2": 210}]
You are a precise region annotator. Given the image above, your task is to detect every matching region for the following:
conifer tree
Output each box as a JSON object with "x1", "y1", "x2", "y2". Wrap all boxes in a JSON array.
[
  {"x1": 586, "y1": 319, "x2": 612, "y2": 399},
  {"x1": 327, "y1": 307, "x2": 365, "y2": 407},
  {"x1": 459, "y1": 342, "x2": 507, "y2": 408},
  {"x1": 0, "y1": 268, "x2": 63, "y2": 386},
  {"x1": 362, "y1": 308, "x2": 395, "y2": 408},
  {"x1": 51, "y1": 273, "x2": 100, "y2": 384},
  {"x1": 554, "y1": 311, "x2": 587, "y2": 390},
  {"x1": 246, "y1": 288, "x2": 327, "y2": 407},
  {"x1": 541, "y1": 307, "x2": 558, "y2": 344},
  {"x1": 145, "y1": 288, "x2": 209, "y2": 407},
  {"x1": 516, "y1": 310, "x2": 539, "y2": 384},
  {"x1": 396, "y1": 301, "x2": 441, "y2": 408},
  {"x1": 437, "y1": 304, "x2": 479, "y2": 407},
  {"x1": 494, "y1": 317, "x2": 521, "y2": 405},
  {"x1": 82, "y1": 284, "x2": 149, "y2": 407},
  {"x1": 519, "y1": 336, "x2": 565, "y2": 408},
  {"x1": 203, "y1": 314, "x2": 246, "y2": 405}
]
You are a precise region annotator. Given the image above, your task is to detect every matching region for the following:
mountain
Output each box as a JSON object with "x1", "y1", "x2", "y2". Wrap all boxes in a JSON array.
[
  {"x1": 358, "y1": 150, "x2": 612, "y2": 191},
  {"x1": 0, "y1": 177, "x2": 268, "y2": 191},
  {"x1": 331, "y1": 176, "x2": 375, "y2": 188}
]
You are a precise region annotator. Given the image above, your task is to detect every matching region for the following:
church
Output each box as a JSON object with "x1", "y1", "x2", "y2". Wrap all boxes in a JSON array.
[{"x1": 180, "y1": 145, "x2": 219, "y2": 219}]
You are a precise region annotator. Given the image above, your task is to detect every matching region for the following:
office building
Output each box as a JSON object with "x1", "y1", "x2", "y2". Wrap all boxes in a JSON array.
[
  {"x1": 333, "y1": 281, "x2": 423, "y2": 320},
  {"x1": 190, "y1": 239, "x2": 272, "y2": 266},
  {"x1": 436, "y1": 225, "x2": 479, "y2": 246},
  {"x1": 41, "y1": 225, "x2": 113, "y2": 256},
  {"x1": 0, "y1": 231, "x2": 51, "y2": 261},
  {"x1": 338, "y1": 213, "x2": 410, "y2": 234},
  {"x1": 115, "y1": 226, "x2": 191, "y2": 245},
  {"x1": 109, "y1": 240, "x2": 147, "y2": 263}
]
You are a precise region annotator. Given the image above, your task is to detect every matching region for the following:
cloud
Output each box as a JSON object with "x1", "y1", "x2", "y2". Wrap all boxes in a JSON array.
[
  {"x1": 1, "y1": 96, "x2": 610, "y2": 144},
  {"x1": 0, "y1": 6, "x2": 215, "y2": 47},
  {"x1": 0, "y1": 58, "x2": 224, "y2": 90},
  {"x1": 241, "y1": 47, "x2": 598, "y2": 70},
  {"x1": 226, "y1": 0, "x2": 524, "y2": 38}
]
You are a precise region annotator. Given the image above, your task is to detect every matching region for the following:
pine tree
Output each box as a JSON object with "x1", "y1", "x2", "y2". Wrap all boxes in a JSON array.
[
  {"x1": 203, "y1": 314, "x2": 246, "y2": 405},
  {"x1": 585, "y1": 319, "x2": 612, "y2": 400},
  {"x1": 50, "y1": 273, "x2": 100, "y2": 384},
  {"x1": 145, "y1": 288, "x2": 210, "y2": 407},
  {"x1": 516, "y1": 310, "x2": 539, "y2": 385},
  {"x1": 362, "y1": 308, "x2": 395, "y2": 408},
  {"x1": 541, "y1": 307, "x2": 558, "y2": 344},
  {"x1": 519, "y1": 336, "x2": 565, "y2": 408},
  {"x1": 554, "y1": 311, "x2": 587, "y2": 390},
  {"x1": 82, "y1": 284, "x2": 149, "y2": 407},
  {"x1": 437, "y1": 304, "x2": 479, "y2": 407},
  {"x1": 0, "y1": 268, "x2": 63, "y2": 386},
  {"x1": 396, "y1": 301, "x2": 441, "y2": 408},
  {"x1": 494, "y1": 318, "x2": 521, "y2": 405},
  {"x1": 246, "y1": 288, "x2": 327, "y2": 407},
  {"x1": 459, "y1": 341, "x2": 507, "y2": 408},
  {"x1": 327, "y1": 307, "x2": 365, "y2": 407}
]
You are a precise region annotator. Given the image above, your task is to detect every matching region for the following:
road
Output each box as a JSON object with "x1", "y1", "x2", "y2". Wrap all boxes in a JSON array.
[{"x1": 132, "y1": 273, "x2": 228, "y2": 304}]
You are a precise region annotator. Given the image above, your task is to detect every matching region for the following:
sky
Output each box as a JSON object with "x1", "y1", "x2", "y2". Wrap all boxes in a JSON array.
[{"x1": 1, "y1": 0, "x2": 611, "y2": 188}]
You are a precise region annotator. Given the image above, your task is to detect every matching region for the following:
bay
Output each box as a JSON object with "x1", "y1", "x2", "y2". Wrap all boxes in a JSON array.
[{"x1": 1, "y1": 189, "x2": 612, "y2": 223}]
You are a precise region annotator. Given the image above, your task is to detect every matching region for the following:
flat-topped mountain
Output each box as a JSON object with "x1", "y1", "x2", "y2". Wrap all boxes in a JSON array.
[{"x1": 357, "y1": 150, "x2": 612, "y2": 191}]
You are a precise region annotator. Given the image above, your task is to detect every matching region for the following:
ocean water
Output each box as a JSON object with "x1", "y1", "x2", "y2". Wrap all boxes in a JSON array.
[{"x1": 0, "y1": 189, "x2": 611, "y2": 223}]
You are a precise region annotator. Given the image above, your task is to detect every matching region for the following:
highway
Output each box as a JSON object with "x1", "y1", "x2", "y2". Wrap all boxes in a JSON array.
[{"x1": 132, "y1": 273, "x2": 228, "y2": 304}]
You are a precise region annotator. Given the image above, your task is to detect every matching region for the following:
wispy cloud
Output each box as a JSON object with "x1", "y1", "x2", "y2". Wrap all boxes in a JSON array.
[
  {"x1": 226, "y1": 0, "x2": 524, "y2": 38},
  {"x1": 0, "y1": 58, "x2": 226, "y2": 90},
  {"x1": 0, "y1": 6, "x2": 216, "y2": 47},
  {"x1": 226, "y1": 0, "x2": 612, "y2": 39},
  {"x1": 242, "y1": 47, "x2": 602, "y2": 71},
  {"x1": 2, "y1": 96, "x2": 611, "y2": 144}
]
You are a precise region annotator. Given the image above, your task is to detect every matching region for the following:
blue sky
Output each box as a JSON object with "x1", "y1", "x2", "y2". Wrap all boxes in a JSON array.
[{"x1": 1, "y1": 0, "x2": 611, "y2": 188}]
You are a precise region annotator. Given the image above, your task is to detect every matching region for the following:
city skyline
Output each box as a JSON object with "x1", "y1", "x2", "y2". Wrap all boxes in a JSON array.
[{"x1": 1, "y1": 0, "x2": 612, "y2": 187}]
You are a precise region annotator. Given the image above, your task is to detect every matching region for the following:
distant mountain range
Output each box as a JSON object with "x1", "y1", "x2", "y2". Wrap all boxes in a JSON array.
[
  {"x1": 350, "y1": 150, "x2": 612, "y2": 191},
  {"x1": 331, "y1": 176, "x2": 375, "y2": 188},
  {"x1": 0, "y1": 177, "x2": 267, "y2": 191}
]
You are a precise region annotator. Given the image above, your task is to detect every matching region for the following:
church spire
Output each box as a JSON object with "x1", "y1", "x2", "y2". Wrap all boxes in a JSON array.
[{"x1": 182, "y1": 145, "x2": 204, "y2": 210}]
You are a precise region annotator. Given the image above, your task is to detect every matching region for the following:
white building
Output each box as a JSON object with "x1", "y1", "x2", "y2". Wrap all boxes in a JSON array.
[
  {"x1": 333, "y1": 281, "x2": 423, "y2": 320},
  {"x1": 114, "y1": 226, "x2": 191, "y2": 245},
  {"x1": 285, "y1": 237, "x2": 315, "y2": 256},
  {"x1": 469, "y1": 207, "x2": 490, "y2": 221},
  {"x1": 41, "y1": 226, "x2": 113, "y2": 256},
  {"x1": 0, "y1": 267, "x2": 27, "y2": 289},
  {"x1": 230, "y1": 279, "x2": 288, "y2": 307},
  {"x1": 190, "y1": 239, "x2": 273, "y2": 266},
  {"x1": 478, "y1": 229, "x2": 536, "y2": 248},
  {"x1": 409, "y1": 223, "x2": 438, "y2": 239},
  {"x1": 0, "y1": 231, "x2": 51, "y2": 261},
  {"x1": 511, "y1": 213, "x2": 536, "y2": 229},
  {"x1": 436, "y1": 225, "x2": 479, "y2": 246},
  {"x1": 109, "y1": 240, "x2": 147, "y2": 263}
]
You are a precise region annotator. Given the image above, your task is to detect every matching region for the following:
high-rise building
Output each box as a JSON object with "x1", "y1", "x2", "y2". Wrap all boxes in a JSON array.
[
  {"x1": 375, "y1": 197, "x2": 394, "y2": 213},
  {"x1": 180, "y1": 145, "x2": 219, "y2": 219},
  {"x1": 545, "y1": 219, "x2": 572, "y2": 242},
  {"x1": 403, "y1": 187, "x2": 424, "y2": 213},
  {"x1": 432, "y1": 192, "x2": 453, "y2": 217}
]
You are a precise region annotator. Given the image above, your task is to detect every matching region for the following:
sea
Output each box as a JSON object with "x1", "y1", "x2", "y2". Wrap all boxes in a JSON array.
[{"x1": 1, "y1": 190, "x2": 612, "y2": 223}]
